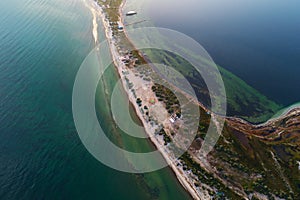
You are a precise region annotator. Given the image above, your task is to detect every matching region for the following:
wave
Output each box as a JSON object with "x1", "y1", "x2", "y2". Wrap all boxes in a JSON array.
[{"x1": 83, "y1": 0, "x2": 102, "y2": 44}]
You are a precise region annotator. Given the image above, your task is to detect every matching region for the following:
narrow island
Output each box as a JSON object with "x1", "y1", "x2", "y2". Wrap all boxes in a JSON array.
[{"x1": 89, "y1": 0, "x2": 300, "y2": 199}]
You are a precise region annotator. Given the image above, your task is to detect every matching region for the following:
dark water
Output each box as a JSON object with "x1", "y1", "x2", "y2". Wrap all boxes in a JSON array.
[
  {"x1": 142, "y1": 0, "x2": 300, "y2": 106},
  {"x1": 0, "y1": 0, "x2": 191, "y2": 199}
]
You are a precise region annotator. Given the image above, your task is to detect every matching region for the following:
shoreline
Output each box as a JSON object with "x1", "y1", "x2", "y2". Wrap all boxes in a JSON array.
[
  {"x1": 88, "y1": 0, "x2": 201, "y2": 199},
  {"x1": 86, "y1": 0, "x2": 300, "y2": 199},
  {"x1": 86, "y1": 0, "x2": 300, "y2": 128},
  {"x1": 85, "y1": 0, "x2": 300, "y2": 129}
]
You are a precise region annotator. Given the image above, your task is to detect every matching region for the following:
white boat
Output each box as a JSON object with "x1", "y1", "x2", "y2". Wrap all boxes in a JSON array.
[{"x1": 126, "y1": 11, "x2": 137, "y2": 16}]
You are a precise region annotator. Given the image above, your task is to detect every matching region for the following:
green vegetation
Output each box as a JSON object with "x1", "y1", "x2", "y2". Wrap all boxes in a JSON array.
[
  {"x1": 136, "y1": 98, "x2": 142, "y2": 107},
  {"x1": 179, "y1": 152, "x2": 242, "y2": 199},
  {"x1": 157, "y1": 128, "x2": 172, "y2": 145},
  {"x1": 209, "y1": 123, "x2": 298, "y2": 199},
  {"x1": 97, "y1": 0, "x2": 122, "y2": 22},
  {"x1": 151, "y1": 83, "x2": 181, "y2": 115}
]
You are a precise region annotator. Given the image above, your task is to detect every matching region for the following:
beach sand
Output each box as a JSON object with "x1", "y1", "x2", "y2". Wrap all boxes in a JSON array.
[{"x1": 86, "y1": 0, "x2": 203, "y2": 199}]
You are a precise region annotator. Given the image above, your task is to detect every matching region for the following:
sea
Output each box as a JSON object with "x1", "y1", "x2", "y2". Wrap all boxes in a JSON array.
[
  {"x1": 0, "y1": 0, "x2": 191, "y2": 199},
  {"x1": 1, "y1": 0, "x2": 299, "y2": 199},
  {"x1": 140, "y1": 0, "x2": 300, "y2": 107}
]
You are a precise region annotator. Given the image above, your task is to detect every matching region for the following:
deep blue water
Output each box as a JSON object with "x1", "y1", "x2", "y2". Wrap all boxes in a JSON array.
[{"x1": 142, "y1": 0, "x2": 300, "y2": 106}]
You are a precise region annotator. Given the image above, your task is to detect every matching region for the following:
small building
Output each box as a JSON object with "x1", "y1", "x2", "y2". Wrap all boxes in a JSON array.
[
  {"x1": 169, "y1": 118, "x2": 175, "y2": 123},
  {"x1": 169, "y1": 113, "x2": 180, "y2": 124},
  {"x1": 117, "y1": 22, "x2": 124, "y2": 31}
]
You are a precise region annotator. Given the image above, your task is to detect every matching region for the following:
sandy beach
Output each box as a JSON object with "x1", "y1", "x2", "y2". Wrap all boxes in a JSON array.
[{"x1": 86, "y1": 0, "x2": 203, "y2": 199}]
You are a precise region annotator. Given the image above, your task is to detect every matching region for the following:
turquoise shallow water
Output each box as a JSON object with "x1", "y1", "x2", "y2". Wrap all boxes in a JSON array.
[{"x1": 0, "y1": 0, "x2": 191, "y2": 199}]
